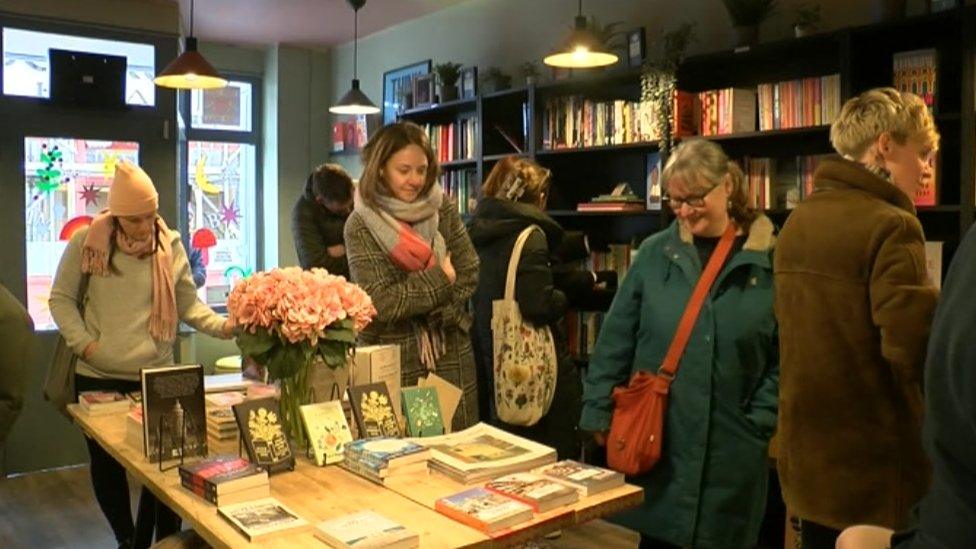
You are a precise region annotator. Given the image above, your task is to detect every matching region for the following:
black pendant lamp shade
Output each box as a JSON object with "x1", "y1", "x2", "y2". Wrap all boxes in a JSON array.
[
  {"x1": 543, "y1": 0, "x2": 619, "y2": 69},
  {"x1": 154, "y1": 0, "x2": 227, "y2": 89},
  {"x1": 330, "y1": 0, "x2": 380, "y2": 114}
]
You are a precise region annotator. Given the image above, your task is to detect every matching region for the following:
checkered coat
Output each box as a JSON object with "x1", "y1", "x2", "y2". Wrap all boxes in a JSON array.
[{"x1": 344, "y1": 197, "x2": 480, "y2": 430}]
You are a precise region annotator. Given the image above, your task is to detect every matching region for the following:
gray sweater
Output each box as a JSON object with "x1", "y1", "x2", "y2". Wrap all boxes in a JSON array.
[{"x1": 50, "y1": 228, "x2": 227, "y2": 381}]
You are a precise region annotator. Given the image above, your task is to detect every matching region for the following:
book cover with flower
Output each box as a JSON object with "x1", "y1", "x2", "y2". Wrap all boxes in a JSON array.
[
  {"x1": 233, "y1": 397, "x2": 295, "y2": 474},
  {"x1": 348, "y1": 382, "x2": 401, "y2": 438},
  {"x1": 401, "y1": 386, "x2": 444, "y2": 437},
  {"x1": 300, "y1": 400, "x2": 352, "y2": 466}
]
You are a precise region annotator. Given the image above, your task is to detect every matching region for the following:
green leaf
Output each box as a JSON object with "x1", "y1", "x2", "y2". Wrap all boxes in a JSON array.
[
  {"x1": 265, "y1": 344, "x2": 305, "y2": 380},
  {"x1": 236, "y1": 328, "x2": 276, "y2": 357},
  {"x1": 318, "y1": 340, "x2": 350, "y2": 369},
  {"x1": 323, "y1": 325, "x2": 357, "y2": 344}
]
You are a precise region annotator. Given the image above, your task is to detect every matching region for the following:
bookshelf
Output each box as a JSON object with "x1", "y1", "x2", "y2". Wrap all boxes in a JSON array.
[{"x1": 397, "y1": 6, "x2": 976, "y2": 320}]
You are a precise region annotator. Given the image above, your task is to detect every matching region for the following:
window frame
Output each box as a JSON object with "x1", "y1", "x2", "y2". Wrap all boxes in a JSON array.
[{"x1": 177, "y1": 73, "x2": 264, "y2": 312}]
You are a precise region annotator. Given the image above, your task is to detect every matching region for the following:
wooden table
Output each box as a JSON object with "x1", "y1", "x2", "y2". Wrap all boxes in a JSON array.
[{"x1": 69, "y1": 405, "x2": 642, "y2": 548}]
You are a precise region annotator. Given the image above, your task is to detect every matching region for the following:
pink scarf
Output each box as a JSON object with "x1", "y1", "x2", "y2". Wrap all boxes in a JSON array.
[{"x1": 81, "y1": 210, "x2": 178, "y2": 343}]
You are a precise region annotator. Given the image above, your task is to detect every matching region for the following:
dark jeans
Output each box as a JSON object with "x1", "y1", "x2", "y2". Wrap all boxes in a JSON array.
[
  {"x1": 639, "y1": 534, "x2": 681, "y2": 548},
  {"x1": 76, "y1": 375, "x2": 181, "y2": 548},
  {"x1": 800, "y1": 518, "x2": 842, "y2": 549}
]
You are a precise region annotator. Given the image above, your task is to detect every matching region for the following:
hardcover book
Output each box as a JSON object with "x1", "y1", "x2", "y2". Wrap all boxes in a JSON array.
[
  {"x1": 314, "y1": 510, "x2": 419, "y2": 548},
  {"x1": 434, "y1": 487, "x2": 533, "y2": 534},
  {"x1": 140, "y1": 364, "x2": 207, "y2": 462},
  {"x1": 416, "y1": 422, "x2": 556, "y2": 483},
  {"x1": 232, "y1": 397, "x2": 295, "y2": 474},
  {"x1": 532, "y1": 460, "x2": 625, "y2": 497},
  {"x1": 485, "y1": 472, "x2": 579, "y2": 512},
  {"x1": 217, "y1": 497, "x2": 309, "y2": 542},
  {"x1": 300, "y1": 400, "x2": 353, "y2": 466},
  {"x1": 347, "y1": 382, "x2": 401, "y2": 438},
  {"x1": 401, "y1": 386, "x2": 445, "y2": 437}
]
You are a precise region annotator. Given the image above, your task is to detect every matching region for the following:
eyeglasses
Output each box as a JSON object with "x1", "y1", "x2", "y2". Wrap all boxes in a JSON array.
[{"x1": 666, "y1": 184, "x2": 719, "y2": 210}]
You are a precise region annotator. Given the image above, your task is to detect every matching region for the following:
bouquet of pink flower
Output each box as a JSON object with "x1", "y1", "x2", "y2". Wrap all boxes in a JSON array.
[{"x1": 227, "y1": 267, "x2": 376, "y2": 444}]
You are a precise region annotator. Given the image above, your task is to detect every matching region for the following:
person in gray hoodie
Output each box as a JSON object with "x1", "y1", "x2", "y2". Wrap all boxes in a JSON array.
[{"x1": 50, "y1": 160, "x2": 233, "y2": 549}]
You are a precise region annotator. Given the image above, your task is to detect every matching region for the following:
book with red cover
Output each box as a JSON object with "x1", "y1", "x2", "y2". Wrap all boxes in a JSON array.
[{"x1": 178, "y1": 454, "x2": 268, "y2": 501}]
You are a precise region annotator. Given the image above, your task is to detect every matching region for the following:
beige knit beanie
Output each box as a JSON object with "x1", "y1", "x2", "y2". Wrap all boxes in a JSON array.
[{"x1": 109, "y1": 160, "x2": 159, "y2": 216}]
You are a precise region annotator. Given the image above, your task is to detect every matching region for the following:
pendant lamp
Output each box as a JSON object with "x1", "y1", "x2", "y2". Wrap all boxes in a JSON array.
[
  {"x1": 543, "y1": 0, "x2": 619, "y2": 69},
  {"x1": 330, "y1": 0, "x2": 381, "y2": 115},
  {"x1": 154, "y1": 0, "x2": 228, "y2": 89}
]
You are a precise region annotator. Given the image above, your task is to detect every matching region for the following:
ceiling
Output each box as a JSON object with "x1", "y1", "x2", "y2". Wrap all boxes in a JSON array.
[{"x1": 176, "y1": 0, "x2": 473, "y2": 48}]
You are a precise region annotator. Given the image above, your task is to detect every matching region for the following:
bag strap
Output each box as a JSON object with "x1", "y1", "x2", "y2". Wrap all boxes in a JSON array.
[
  {"x1": 658, "y1": 222, "x2": 737, "y2": 381},
  {"x1": 504, "y1": 225, "x2": 542, "y2": 300}
]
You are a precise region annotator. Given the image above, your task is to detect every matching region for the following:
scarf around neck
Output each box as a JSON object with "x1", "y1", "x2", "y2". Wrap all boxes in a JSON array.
[
  {"x1": 354, "y1": 185, "x2": 450, "y2": 371},
  {"x1": 81, "y1": 210, "x2": 178, "y2": 343}
]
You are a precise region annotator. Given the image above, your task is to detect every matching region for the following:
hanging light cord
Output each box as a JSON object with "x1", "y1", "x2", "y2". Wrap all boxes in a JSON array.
[
  {"x1": 578, "y1": 0, "x2": 582, "y2": 17},
  {"x1": 189, "y1": 0, "x2": 195, "y2": 37},
  {"x1": 353, "y1": 7, "x2": 359, "y2": 79}
]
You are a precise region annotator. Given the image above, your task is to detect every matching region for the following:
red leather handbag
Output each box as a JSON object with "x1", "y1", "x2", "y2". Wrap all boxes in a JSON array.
[{"x1": 606, "y1": 223, "x2": 736, "y2": 476}]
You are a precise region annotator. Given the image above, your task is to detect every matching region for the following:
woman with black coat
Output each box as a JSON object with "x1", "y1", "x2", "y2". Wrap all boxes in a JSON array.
[{"x1": 468, "y1": 156, "x2": 590, "y2": 459}]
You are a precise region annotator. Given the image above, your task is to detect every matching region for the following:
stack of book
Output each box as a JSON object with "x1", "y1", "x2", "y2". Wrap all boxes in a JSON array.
[
  {"x1": 217, "y1": 497, "x2": 309, "y2": 542},
  {"x1": 179, "y1": 455, "x2": 269, "y2": 506},
  {"x1": 484, "y1": 472, "x2": 580, "y2": 512},
  {"x1": 531, "y1": 460, "x2": 625, "y2": 497},
  {"x1": 125, "y1": 405, "x2": 143, "y2": 450},
  {"x1": 205, "y1": 391, "x2": 246, "y2": 443},
  {"x1": 339, "y1": 437, "x2": 430, "y2": 486},
  {"x1": 540, "y1": 96, "x2": 656, "y2": 150},
  {"x1": 756, "y1": 74, "x2": 841, "y2": 131},
  {"x1": 577, "y1": 184, "x2": 645, "y2": 213},
  {"x1": 78, "y1": 391, "x2": 129, "y2": 415},
  {"x1": 314, "y1": 510, "x2": 419, "y2": 548},
  {"x1": 417, "y1": 423, "x2": 556, "y2": 484},
  {"x1": 435, "y1": 487, "x2": 534, "y2": 534}
]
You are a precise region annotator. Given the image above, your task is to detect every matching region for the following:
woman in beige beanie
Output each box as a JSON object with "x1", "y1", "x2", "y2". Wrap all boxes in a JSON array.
[{"x1": 49, "y1": 160, "x2": 234, "y2": 548}]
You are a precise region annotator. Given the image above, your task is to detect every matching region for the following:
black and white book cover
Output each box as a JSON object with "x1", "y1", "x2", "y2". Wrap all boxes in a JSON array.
[
  {"x1": 232, "y1": 397, "x2": 295, "y2": 474},
  {"x1": 140, "y1": 364, "x2": 207, "y2": 463}
]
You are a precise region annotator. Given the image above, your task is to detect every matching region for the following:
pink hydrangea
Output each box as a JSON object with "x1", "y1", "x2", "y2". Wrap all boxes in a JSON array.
[{"x1": 227, "y1": 267, "x2": 376, "y2": 345}]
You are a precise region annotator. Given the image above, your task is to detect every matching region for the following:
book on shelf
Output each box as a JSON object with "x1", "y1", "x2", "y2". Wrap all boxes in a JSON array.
[
  {"x1": 423, "y1": 117, "x2": 477, "y2": 163},
  {"x1": 347, "y1": 381, "x2": 402, "y2": 438},
  {"x1": 915, "y1": 153, "x2": 938, "y2": 207},
  {"x1": 566, "y1": 311, "x2": 605, "y2": 359},
  {"x1": 541, "y1": 96, "x2": 656, "y2": 150},
  {"x1": 314, "y1": 510, "x2": 419, "y2": 549},
  {"x1": 532, "y1": 460, "x2": 625, "y2": 497},
  {"x1": 756, "y1": 74, "x2": 840, "y2": 131},
  {"x1": 435, "y1": 487, "x2": 534, "y2": 534},
  {"x1": 484, "y1": 472, "x2": 580, "y2": 512},
  {"x1": 232, "y1": 397, "x2": 295, "y2": 474},
  {"x1": 299, "y1": 400, "x2": 353, "y2": 466},
  {"x1": 646, "y1": 151, "x2": 663, "y2": 210},
  {"x1": 743, "y1": 155, "x2": 828, "y2": 210},
  {"x1": 586, "y1": 243, "x2": 633, "y2": 282},
  {"x1": 698, "y1": 88, "x2": 757, "y2": 136},
  {"x1": 78, "y1": 391, "x2": 129, "y2": 415},
  {"x1": 401, "y1": 386, "x2": 445, "y2": 437},
  {"x1": 415, "y1": 422, "x2": 557, "y2": 483},
  {"x1": 673, "y1": 90, "x2": 700, "y2": 137},
  {"x1": 140, "y1": 364, "x2": 207, "y2": 462},
  {"x1": 178, "y1": 454, "x2": 269, "y2": 506},
  {"x1": 217, "y1": 497, "x2": 309, "y2": 542},
  {"x1": 576, "y1": 202, "x2": 646, "y2": 212},
  {"x1": 925, "y1": 241, "x2": 943, "y2": 290},
  {"x1": 893, "y1": 49, "x2": 937, "y2": 112},
  {"x1": 441, "y1": 168, "x2": 479, "y2": 215}
]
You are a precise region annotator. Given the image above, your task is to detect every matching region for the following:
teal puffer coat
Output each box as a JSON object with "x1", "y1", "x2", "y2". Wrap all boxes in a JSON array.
[{"x1": 581, "y1": 216, "x2": 779, "y2": 548}]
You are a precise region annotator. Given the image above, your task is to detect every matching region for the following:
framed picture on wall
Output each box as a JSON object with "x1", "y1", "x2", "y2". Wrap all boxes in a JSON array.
[
  {"x1": 413, "y1": 73, "x2": 435, "y2": 108},
  {"x1": 460, "y1": 67, "x2": 478, "y2": 99},
  {"x1": 628, "y1": 27, "x2": 646, "y2": 68},
  {"x1": 382, "y1": 59, "x2": 432, "y2": 124}
]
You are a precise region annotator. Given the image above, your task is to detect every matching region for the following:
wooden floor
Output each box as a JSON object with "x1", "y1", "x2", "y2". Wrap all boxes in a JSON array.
[{"x1": 0, "y1": 466, "x2": 640, "y2": 548}]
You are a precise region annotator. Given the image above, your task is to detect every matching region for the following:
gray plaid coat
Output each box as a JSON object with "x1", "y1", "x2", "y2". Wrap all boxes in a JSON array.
[{"x1": 344, "y1": 197, "x2": 480, "y2": 431}]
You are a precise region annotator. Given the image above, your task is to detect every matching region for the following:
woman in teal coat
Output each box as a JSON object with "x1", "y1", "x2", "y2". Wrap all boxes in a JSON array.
[{"x1": 581, "y1": 139, "x2": 779, "y2": 548}]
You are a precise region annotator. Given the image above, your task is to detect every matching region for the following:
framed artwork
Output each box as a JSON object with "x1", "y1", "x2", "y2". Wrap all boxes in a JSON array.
[
  {"x1": 413, "y1": 73, "x2": 435, "y2": 108},
  {"x1": 460, "y1": 66, "x2": 478, "y2": 99},
  {"x1": 628, "y1": 27, "x2": 646, "y2": 68},
  {"x1": 382, "y1": 59, "x2": 431, "y2": 124}
]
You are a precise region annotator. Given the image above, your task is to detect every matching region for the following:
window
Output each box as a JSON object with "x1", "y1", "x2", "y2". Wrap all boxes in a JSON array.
[
  {"x1": 182, "y1": 78, "x2": 261, "y2": 307},
  {"x1": 2, "y1": 27, "x2": 155, "y2": 106},
  {"x1": 24, "y1": 137, "x2": 140, "y2": 330}
]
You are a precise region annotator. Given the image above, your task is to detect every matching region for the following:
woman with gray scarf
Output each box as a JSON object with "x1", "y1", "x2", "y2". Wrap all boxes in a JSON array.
[{"x1": 344, "y1": 121, "x2": 480, "y2": 430}]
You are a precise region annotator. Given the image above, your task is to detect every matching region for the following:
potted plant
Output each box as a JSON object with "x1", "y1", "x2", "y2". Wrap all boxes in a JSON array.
[
  {"x1": 721, "y1": 0, "x2": 777, "y2": 47},
  {"x1": 519, "y1": 61, "x2": 540, "y2": 85},
  {"x1": 793, "y1": 3, "x2": 821, "y2": 37},
  {"x1": 434, "y1": 62, "x2": 462, "y2": 102},
  {"x1": 481, "y1": 66, "x2": 513, "y2": 93},
  {"x1": 640, "y1": 22, "x2": 696, "y2": 156}
]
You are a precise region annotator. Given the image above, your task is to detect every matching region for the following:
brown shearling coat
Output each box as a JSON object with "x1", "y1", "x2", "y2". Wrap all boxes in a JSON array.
[{"x1": 774, "y1": 156, "x2": 937, "y2": 530}]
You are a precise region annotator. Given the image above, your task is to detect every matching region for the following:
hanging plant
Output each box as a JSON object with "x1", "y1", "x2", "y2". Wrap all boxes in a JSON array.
[{"x1": 640, "y1": 22, "x2": 696, "y2": 157}]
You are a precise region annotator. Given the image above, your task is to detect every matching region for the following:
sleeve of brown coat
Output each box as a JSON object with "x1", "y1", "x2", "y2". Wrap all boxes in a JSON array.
[
  {"x1": 344, "y1": 212, "x2": 454, "y2": 324},
  {"x1": 869, "y1": 215, "x2": 938, "y2": 418}
]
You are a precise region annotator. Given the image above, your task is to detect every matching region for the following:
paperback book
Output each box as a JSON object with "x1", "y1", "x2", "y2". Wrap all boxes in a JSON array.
[
  {"x1": 348, "y1": 382, "x2": 402, "y2": 438},
  {"x1": 415, "y1": 422, "x2": 556, "y2": 483},
  {"x1": 401, "y1": 386, "x2": 445, "y2": 437},
  {"x1": 179, "y1": 454, "x2": 269, "y2": 506},
  {"x1": 232, "y1": 397, "x2": 295, "y2": 474},
  {"x1": 314, "y1": 510, "x2": 419, "y2": 548},
  {"x1": 217, "y1": 497, "x2": 309, "y2": 542},
  {"x1": 485, "y1": 472, "x2": 579, "y2": 512},
  {"x1": 435, "y1": 487, "x2": 534, "y2": 534},
  {"x1": 79, "y1": 391, "x2": 129, "y2": 415},
  {"x1": 140, "y1": 364, "x2": 207, "y2": 462},
  {"x1": 532, "y1": 460, "x2": 625, "y2": 497},
  {"x1": 300, "y1": 400, "x2": 354, "y2": 466}
]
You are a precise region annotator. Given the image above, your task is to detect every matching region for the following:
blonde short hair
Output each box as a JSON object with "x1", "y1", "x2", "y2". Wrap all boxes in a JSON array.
[
  {"x1": 482, "y1": 156, "x2": 551, "y2": 205},
  {"x1": 830, "y1": 87, "x2": 939, "y2": 158},
  {"x1": 662, "y1": 139, "x2": 756, "y2": 228},
  {"x1": 359, "y1": 121, "x2": 439, "y2": 209}
]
